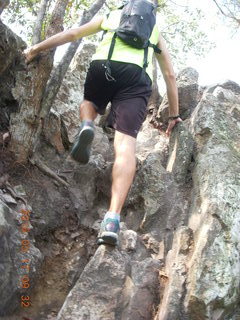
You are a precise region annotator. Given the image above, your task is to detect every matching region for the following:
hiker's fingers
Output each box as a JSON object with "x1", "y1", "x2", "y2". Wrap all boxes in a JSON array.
[
  {"x1": 166, "y1": 121, "x2": 175, "y2": 136},
  {"x1": 23, "y1": 47, "x2": 36, "y2": 63},
  {"x1": 166, "y1": 118, "x2": 182, "y2": 136}
]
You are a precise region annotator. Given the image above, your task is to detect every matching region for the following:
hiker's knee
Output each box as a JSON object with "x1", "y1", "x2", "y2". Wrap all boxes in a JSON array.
[
  {"x1": 80, "y1": 99, "x2": 94, "y2": 111},
  {"x1": 79, "y1": 100, "x2": 97, "y2": 119},
  {"x1": 114, "y1": 131, "x2": 136, "y2": 158}
]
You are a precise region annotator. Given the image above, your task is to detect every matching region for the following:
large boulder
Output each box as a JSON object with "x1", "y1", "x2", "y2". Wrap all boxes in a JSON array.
[
  {"x1": 57, "y1": 232, "x2": 161, "y2": 320},
  {"x1": 157, "y1": 67, "x2": 199, "y2": 126},
  {"x1": 156, "y1": 80, "x2": 240, "y2": 319},
  {"x1": 0, "y1": 21, "x2": 25, "y2": 131}
]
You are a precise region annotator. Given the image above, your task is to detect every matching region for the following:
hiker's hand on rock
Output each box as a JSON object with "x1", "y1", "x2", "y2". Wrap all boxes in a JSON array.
[
  {"x1": 23, "y1": 47, "x2": 37, "y2": 63},
  {"x1": 166, "y1": 117, "x2": 182, "y2": 136}
]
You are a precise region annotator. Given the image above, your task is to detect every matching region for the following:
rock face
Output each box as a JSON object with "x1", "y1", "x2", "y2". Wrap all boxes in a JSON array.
[
  {"x1": 1, "y1": 23, "x2": 240, "y2": 320},
  {"x1": 57, "y1": 233, "x2": 161, "y2": 320},
  {"x1": 157, "y1": 67, "x2": 199, "y2": 126},
  {"x1": 0, "y1": 21, "x2": 25, "y2": 131},
  {"x1": 55, "y1": 80, "x2": 240, "y2": 320},
  {"x1": 184, "y1": 83, "x2": 240, "y2": 319},
  {"x1": 0, "y1": 199, "x2": 42, "y2": 316},
  {"x1": 155, "y1": 81, "x2": 240, "y2": 320}
]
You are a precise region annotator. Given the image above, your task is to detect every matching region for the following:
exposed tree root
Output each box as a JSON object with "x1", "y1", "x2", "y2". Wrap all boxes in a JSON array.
[{"x1": 29, "y1": 157, "x2": 69, "y2": 187}]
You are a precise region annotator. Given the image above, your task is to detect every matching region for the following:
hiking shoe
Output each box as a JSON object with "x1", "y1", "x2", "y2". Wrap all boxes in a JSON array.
[
  {"x1": 97, "y1": 213, "x2": 120, "y2": 246},
  {"x1": 70, "y1": 120, "x2": 94, "y2": 164}
]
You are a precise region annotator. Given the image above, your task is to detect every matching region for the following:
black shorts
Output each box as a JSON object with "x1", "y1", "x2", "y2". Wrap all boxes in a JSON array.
[{"x1": 84, "y1": 60, "x2": 152, "y2": 138}]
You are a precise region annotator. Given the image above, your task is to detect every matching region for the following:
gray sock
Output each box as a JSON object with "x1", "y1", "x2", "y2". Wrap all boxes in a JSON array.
[
  {"x1": 104, "y1": 211, "x2": 120, "y2": 222},
  {"x1": 81, "y1": 120, "x2": 94, "y2": 128}
]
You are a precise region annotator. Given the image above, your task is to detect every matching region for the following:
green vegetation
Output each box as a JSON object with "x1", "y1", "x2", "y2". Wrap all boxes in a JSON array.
[{"x1": 3, "y1": 0, "x2": 215, "y2": 66}]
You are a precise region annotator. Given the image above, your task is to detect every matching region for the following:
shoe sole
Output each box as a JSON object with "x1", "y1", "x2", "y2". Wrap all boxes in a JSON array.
[
  {"x1": 70, "y1": 126, "x2": 94, "y2": 164},
  {"x1": 97, "y1": 231, "x2": 119, "y2": 246}
]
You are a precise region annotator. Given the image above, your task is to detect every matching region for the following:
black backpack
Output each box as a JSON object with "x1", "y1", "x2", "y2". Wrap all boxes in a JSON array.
[{"x1": 105, "y1": 0, "x2": 161, "y2": 80}]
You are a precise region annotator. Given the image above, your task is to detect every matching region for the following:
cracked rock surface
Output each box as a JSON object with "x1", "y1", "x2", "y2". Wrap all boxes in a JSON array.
[{"x1": 0, "y1": 22, "x2": 240, "y2": 320}]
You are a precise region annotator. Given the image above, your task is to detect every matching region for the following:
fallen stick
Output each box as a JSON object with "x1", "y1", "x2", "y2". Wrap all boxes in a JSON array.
[{"x1": 29, "y1": 157, "x2": 69, "y2": 188}]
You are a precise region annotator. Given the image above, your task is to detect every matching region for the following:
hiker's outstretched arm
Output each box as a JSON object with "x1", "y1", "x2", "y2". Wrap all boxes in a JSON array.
[
  {"x1": 24, "y1": 16, "x2": 103, "y2": 62},
  {"x1": 155, "y1": 33, "x2": 182, "y2": 135},
  {"x1": 155, "y1": 33, "x2": 179, "y2": 117}
]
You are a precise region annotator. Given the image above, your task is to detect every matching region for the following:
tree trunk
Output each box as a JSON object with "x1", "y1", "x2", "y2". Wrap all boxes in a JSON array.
[
  {"x1": 9, "y1": 0, "x2": 69, "y2": 162},
  {"x1": 0, "y1": 0, "x2": 10, "y2": 16},
  {"x1": 32, "y1": 0, "x2": 50, "y2": 45},
  {"x1": 41, "y1": 0, "x2": 106, "y2": 120}
]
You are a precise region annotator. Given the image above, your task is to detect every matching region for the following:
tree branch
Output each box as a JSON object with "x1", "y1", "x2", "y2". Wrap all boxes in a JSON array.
[
  {"x1": 212, "y1": 0, "x2": 240, "y2": 26},
  {"x1": 225, "y1": 4, "x2": 240, "y2": 26},
  {"x1": 29, "y1": 157, "x2": 69, "y2": 187},
  {"x1": 32, "y1": 0, "x2": 50, "y2": 45},
  {"x1": 211, "y1": 0, "x2": 227, "y2": 16},
  {"x1": 46, "y1": 0, "x2": 69, "y2": 38},
  {"x1": 40, "y1": 0, "x2": 106, "y2": 119}
]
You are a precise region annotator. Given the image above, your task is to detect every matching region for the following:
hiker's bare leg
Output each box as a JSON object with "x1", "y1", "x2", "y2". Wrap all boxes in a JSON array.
[
  {"x1": 109, "y1": 131, "x2": 136, "y2": 214},
  {"x1": 80, "y1": 99, "x2": 98, "y2": 121}
]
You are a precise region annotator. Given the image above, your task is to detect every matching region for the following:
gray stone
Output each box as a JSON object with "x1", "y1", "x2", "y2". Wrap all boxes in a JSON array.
[
  {"x1": 57, "y1": 245, "x2": 130, "y2": 320},
  {"x1": 182, "y1": 86, "x2": 240, "y2": 318},
  {"x1": 205, "y1": 80, "x2": 240, "y2": 95},
  {"x1": 157, "y1": 67, "x2": 199, "y2": 125},
  {"x1": 166, "y1": 121, "x2": 194, "y2": 184},
  {"x1": 0, "y1": 190, "x2": 17, "y2": 204},
  {"x1": 0, "y1": 21, "x2": 25, "y2": 131},
  {"x1": 155, "y1": 81, "x2": 240, "y2": 319},
  {"x1": 120, "y1": 258, "x2": 161, "y2": 320},
  {"x1": 120, "y1": 229, "x2": 138, "y2": 252},
  {"x1": 136, "y1": 117, "x2": 168, "y2": 164},
  {"x1": 0, "y1": 200, "x2": 43, "y2": 316},
  {"x1": 155, "y1": 227, "x2": 193, "y2": 320},
  {"x1": 57, "y1": 230, "x2": 161, "y2": 320},
  {"x1": 126, "y1": 152, "x2": 188, "y2": 249},
  {"x1": 29, "y1": 77, "x2": 240, "y2": 319}
]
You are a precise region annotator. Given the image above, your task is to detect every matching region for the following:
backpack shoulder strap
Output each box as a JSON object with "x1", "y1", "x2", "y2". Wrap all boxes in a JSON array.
[
  {"x1": 149, "y1": 43, "x2": 162, "y2": 54},
  {"x1": 143, "y1": 42, "x2": 161, "y2": 70},
  {"x1": 103, "y1": 32, "x2": 118, "y2": 81},
  {"x1": 143, "y1": 47, "x2": 149, "y2": 70},
  {"x1": 107, "y1": 32, "x2": 117, "y2": 61}
]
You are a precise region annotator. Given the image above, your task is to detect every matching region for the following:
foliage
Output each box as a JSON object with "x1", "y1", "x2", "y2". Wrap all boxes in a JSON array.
[
  {"x1": 7, "y1": 0, "x2": 40, "y2": 17},
  {"x1": 158, "y1": 2, "x2": 215, "y2": 67},
  {"x1": 63, "y1": 0, "x2": 97, "y2": 27},
  {"x1": 2, "y1": 0, "x2": 42, "y2": 39},
  {"x1": 2, "y1": 0, "x2": 215, "y2": 66},
  {"x1": 3, "y1": 0, "x2": 102, "y2": 40},
  {"x1": 212, "y1": 0, "x2": 240, "y2": 28}
]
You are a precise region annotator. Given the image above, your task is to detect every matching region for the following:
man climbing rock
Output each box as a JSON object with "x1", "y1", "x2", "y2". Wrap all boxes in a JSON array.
[{"x1": 24, "y1": 0, "x2": 182, "y2": 246}]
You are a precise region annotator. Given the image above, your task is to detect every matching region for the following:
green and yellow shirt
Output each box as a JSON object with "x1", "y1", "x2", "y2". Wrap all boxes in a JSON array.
[{"x1": 92, "y1": 10, "x2": 160, "y2": 81}]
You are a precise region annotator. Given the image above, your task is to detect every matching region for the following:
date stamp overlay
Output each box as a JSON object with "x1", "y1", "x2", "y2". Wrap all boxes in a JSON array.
[{"x1": 19, "y1": 208, "x2": 32, "y2": 312}]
